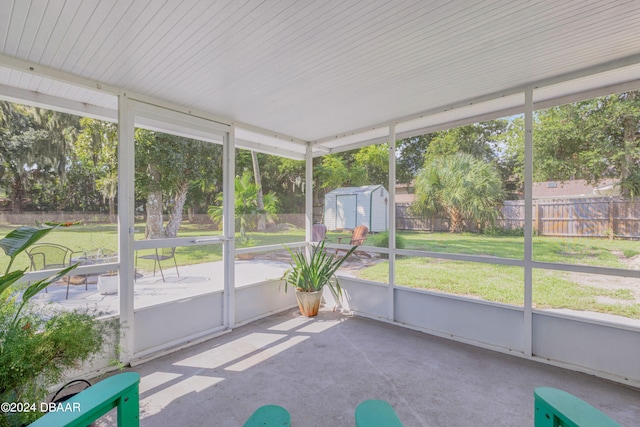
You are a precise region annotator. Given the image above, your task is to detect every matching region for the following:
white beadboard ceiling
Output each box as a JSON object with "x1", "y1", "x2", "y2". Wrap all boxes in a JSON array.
[{"x1": 1, "y1": 0, "x2": 640, "y2": 158}]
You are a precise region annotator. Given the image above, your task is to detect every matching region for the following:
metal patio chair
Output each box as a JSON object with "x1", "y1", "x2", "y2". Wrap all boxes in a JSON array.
[
  {"x1": 26, "y1": 243, "x2": 75, "y2": 299},
  {"x1": 135, "y1": 247, "x2": 179, "y2": 282}
]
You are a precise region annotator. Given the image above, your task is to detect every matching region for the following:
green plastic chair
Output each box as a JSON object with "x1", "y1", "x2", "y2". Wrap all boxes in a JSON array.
[
  {"x1": 243, "y1": 405, "x2": 291, "y2": 427},
  {"x1": 534, "y1": 387, "x2": 621, "y2": 427},
  {"x1": 355, "y1": 399, "x2": 403, "y2": 427}
]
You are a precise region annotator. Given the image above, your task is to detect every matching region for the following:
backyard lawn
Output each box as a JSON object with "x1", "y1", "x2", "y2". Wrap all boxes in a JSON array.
[
  {"x1": 397, "y1": 231, "x2": 640, "y2": 268},
  {"x1": 357, "y1": 257, "x2": 640, "y2": 319},
  {"x1": 2, "y1": 223, "x2": 638, "y2": 319},
  {"x1": 0, "y1": 222, "x2": 308, "y2": 273}
]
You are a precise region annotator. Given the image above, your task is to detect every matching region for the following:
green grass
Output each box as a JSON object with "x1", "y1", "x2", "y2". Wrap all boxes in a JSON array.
[
  {"x1": 398, "y1": 231, "x2": 640, "y2": 268},
  {"x1": 623, "y1": 249, "x2": 640, "y2": 258},
  {"x1": 3, "y1": 224, "x2": 639, "y2": 319},
  {"x1": 0, "y1": 222, "x2": 306, "y2": 273},
  {"x1": 0, "y1": 223, "x2": 119, "y2": 273},
  {"x1": 357, "y1": 257, "x2": 640, "y2": 319}
]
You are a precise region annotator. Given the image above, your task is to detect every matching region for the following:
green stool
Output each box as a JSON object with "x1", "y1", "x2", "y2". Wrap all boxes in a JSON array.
[
  {"x1": 534, "y1": 387, "x2": 621, "y2": 427},
  {"x1": 243, "y1": 405, "x2": 291, "y2": 427},
  {"x1": 355, "y1": 399, "x2": 404, "y2": 427}
]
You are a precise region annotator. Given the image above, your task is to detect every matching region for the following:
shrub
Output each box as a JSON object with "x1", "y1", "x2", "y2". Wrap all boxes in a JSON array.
[
  {"x1": 0, "y1": 294, "x2": 111, "y2": 426},
  {"x1": 370, "y1": 231, "x2": 406, "y2": 258},
  {"x1": 0, "y1": 223, "x2": 113, "y2": 426},
  {"x1": 483, "y1": 226, "x2": 525, "y2": 237}
]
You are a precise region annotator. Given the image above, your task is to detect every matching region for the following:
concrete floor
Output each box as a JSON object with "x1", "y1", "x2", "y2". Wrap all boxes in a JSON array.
[{"x1": 95, "y1": 307, "x2": 639, "y2": 426}]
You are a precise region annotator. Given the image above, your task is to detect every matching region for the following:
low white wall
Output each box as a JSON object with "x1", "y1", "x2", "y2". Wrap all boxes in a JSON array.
[
  {"x1": 133, "y1": 292, "x2": 224, "y2": 355},
  {"x1": 340, "y1": 277, "x2": 389, "y2": 319},
  {"x1": 235, "y1": 279, "x2": 297, "y2": 326},
  {"x1": 341, "y1": 276, "x2": 640, "y2": 385},
  {"x1": 340, "y1": 277, "x2": 524, "y2": 354},
  {"x1": 533, "y1": 312, "x2": 640, "y2": 384},
  {"x1": 394, "y1": 287, "x2": 524, "y2": 353}
]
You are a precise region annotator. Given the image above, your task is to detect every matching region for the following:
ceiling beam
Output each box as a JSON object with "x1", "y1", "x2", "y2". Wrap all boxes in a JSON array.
[
  {"x1": 0, "y1": 54, "x2": 303, "y2": 148},
  {"x1": 235, "y1": 138, "x2": 305, "y2": 160},
  {"x1": 0, "y1": 83, "x2": 117, "y2": 121}
]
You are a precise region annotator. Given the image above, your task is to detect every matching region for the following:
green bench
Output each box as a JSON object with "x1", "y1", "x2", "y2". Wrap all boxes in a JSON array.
[
  {"x1": 243, "y1": 405, "x2": 291, "y2": 427},
  {"x1": 29, "y1": 372, "x2": 140, "y2": 427},
  {"x1": 534, "y1": 387, "x2": 621, "y2": 427},
  {"x1": 355, "y1": 399, "x2": 404, "y2": 427}
]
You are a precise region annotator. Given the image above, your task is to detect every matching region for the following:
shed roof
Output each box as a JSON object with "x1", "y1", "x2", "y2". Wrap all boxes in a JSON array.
[
  {"x1": 325, "y1": 185, "x2": 385, "y2": 196},
  {"x1": 1, "y1": 1, "x2": 640, "y2": 159}
]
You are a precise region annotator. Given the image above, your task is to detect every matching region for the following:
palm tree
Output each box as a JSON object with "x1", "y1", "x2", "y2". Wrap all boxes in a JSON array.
[
  {"x1": 411, "y1": 153, "x2": 505, "y2": 233},
  {"x1": 251, "y1": 151, "x2": 266, "y2": 231},
  {"x1": 208, "y1": 171, "x2": 278, "y2": 240}
]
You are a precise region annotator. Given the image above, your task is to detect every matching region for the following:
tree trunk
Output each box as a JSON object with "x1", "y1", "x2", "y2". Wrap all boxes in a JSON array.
[
  {"x1": 620, "y1": 92, "x2": 638, "y2": 197},
  {"x1": 108, "y1": 196, "x2": 116, "y2": 223},
  {"x1": 166, "y1": 181, "x2": 189, "y2": 238},
  {"x1": 10, "y1": 174, "x2": 24, "y2": 214},
  {"x1": 145, "y1": 192, "x2": 165, "y2": 239},
  {"x1": 448, "y1": 208, "x2": 464, "y2": 233},
  {"x1": 251, "y1": 151, "x2": 266, "y2": 231}
]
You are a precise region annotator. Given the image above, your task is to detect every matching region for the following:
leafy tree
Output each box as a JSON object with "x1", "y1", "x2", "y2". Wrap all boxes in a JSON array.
[
  {"x1": 135, "y1": 129, "x2": 223, "y2": 238},
  {"x1": 271, "y1": 157, "x2": 307, "y2": 213},
  {"x1": 397, "y1": 134, "x2": 434, "y2": 184},
  {"x1": 353, "y1": 143, "x2": 389, "y2": 186},
  {"x1": 411, "y1": 153, "x2": 505, "y2": 232},
  {"x1": 73, "y1": 118, "x2": 118, "y2": 220},
  {"x1": 424, "y1": 121, "x2": 508, "y2": 164},
  {"x1": 0, "y1": 102, "x2": 75, "y2": 213},
  {"x1": 529, "y1": 91, "x2": 640, "y2": 195}
]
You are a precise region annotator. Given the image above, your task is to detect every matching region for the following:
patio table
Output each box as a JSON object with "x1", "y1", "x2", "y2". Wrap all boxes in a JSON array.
[{"x1": 70, "y1": 249, "x2": 118, "y2": 286}]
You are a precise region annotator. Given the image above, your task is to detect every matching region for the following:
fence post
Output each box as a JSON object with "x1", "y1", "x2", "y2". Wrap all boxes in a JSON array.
[
  {"x1": 533, "y1": 201, "x2": 537, "y2": 235},
  {"x1": 609, "y1": 198, "x2": 614, "y2": 239}
]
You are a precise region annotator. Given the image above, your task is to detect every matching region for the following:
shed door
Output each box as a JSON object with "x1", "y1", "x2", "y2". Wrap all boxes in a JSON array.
[{"x1": 336, "y1": 195, "x2": 357, "y2": 229}]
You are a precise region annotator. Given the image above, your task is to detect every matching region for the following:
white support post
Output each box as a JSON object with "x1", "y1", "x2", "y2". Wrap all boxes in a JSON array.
[
  {"x1": 223, "y1": 126, "x2": 236, "y2": 329},
  {"x1": 388, "y1": 125, "x2": 397, "y2": 322},
  {"x1": 524, "y1": 89, "x2": 534, "y2": 357},
  {"x1": 305, "y1": 143, "x2": 313, "y2": 256},
  {"x1": 117, "y1": 93, "x2": 135, "y2": 363}
]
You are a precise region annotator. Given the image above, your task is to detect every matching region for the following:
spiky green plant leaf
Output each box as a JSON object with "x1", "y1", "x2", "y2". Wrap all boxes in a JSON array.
[
  {"x1": 22, "y1": 263, "x2": 79, "y2": 303},
  {"x1": 281, "y1": 239, "x2": 357, "y2": 298}
]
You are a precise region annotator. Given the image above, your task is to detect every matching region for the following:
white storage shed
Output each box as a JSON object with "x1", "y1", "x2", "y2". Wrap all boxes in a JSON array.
[{"x1": 324, "y1": 185, "x2": 389, "y2": 232}]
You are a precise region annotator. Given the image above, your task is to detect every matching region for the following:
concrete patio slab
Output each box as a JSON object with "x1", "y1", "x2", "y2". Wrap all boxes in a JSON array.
[
  {"x1": 30, "y1": 260, "x2": 290, "y2": 315},
  {"x1": 94, "y1": 308, "x2": 639, "y2": 426}
]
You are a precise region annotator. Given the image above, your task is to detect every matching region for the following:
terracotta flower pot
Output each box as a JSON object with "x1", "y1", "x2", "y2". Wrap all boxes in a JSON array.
[{"x1": 295, "y1": 289, "x2": 323, "y2": 317}]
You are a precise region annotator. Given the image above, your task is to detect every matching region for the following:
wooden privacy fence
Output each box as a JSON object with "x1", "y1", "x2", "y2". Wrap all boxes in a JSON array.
[
  {"x1": 397, "y1": 197, "x2": 640, "y2": 239},
  {"x1": 395, "y1": 204, "x2": 450, "y2": 232}
]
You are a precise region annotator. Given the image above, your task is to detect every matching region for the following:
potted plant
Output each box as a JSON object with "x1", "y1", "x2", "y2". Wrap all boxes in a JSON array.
[
  {"x1": 97, "y1": 272, "x2": 119, "y2": 295},
  {"x1": 281, "y1": 239, "x2": 357, "y2": 317},
  {"x1": 0, "y1": 223, "x2": 110, "y2": 427}
]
